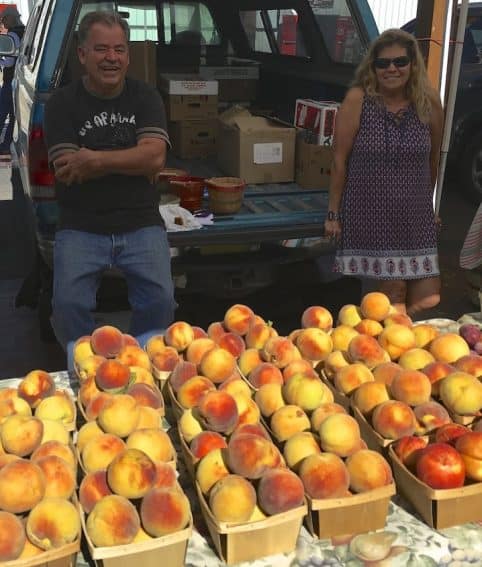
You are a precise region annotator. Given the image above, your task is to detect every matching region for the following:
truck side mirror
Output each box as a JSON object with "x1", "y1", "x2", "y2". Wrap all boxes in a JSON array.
[{"x1": 0, "y1": 34, "x2": 16, "y2": 56}]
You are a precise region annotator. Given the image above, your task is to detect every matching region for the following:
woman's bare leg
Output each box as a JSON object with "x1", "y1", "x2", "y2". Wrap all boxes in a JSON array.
[
  {"x1": 406, "y1": 277, "x2": 441, "y2": 318},
  {"x1": 379, "y1": 280, "x2": 408, "y2": 314}
]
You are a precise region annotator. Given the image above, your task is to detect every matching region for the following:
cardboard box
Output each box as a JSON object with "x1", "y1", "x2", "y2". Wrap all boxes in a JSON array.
[
  {"x1": 169, "y1": 120, "x2": 217, "y2": 158},
  {"x1": 196, "y1": 483, "x2": 306, "y2": 565},
  {"x1": 4, "y1": 541, "x2": 79, "y2": 567},
  {"x1": 388, "y1": 445, "x2": 482, "y2": 529},
  {"x1": 305, "y1": 483, "x2": 395, "y2": 539},
  {"x1": 127, "y1": 41, "x2": 157, "y2": 87},
  {"x1": 294, "y1": 99, "x2": 339, "y2": 145},
  {"x1": 217, "y1": 107, "x2": 296, "y2": 184},
  {"x1": 295, "y1": 135, "x2": 332, "y2": 189},
  {"x1": 199, "y1": 64, "x2": 259, "y2": 101},
  {"x1": 160, "y1": 74, "x2": 218, "y2": 121}
]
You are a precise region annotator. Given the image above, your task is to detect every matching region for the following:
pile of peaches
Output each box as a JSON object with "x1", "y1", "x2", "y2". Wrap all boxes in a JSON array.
[
  {"x1": 0, "y1": 371, "x2": 79, "y2": 562},
  {"x1": 72, "y1": 325, "x2": 192, "y2": 548}
]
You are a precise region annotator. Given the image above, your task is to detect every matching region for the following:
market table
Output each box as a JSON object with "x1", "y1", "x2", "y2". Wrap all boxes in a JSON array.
[{"x1": 46, "y1": 371, "x2": 482, "y2": 567}]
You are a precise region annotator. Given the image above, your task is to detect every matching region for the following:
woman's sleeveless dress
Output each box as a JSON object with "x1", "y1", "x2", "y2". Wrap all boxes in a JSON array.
[{"x1": 333, "y1": 96, "x2": 439, "y2": 280}]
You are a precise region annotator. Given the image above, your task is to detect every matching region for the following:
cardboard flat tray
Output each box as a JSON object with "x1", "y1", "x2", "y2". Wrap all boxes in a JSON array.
[
  {"x1": 166, "y1": 381, "x2": 185, "y2": 421},
  {"x1": 3, "y1": 540, "x2": 79, "y2": 567},
  {"x1": 177, "y1": 421, "x2": 199, "y2": 480},
  {"x1": 196, "y1": 483, "x2": 306, "y2": 565},
  {"x1": 388, "y1": 445, "x2": 482, "y2": 529},
  {"x1": 305, "y1": 483, "x2": 395, "y2": 539},
  {"x1": 352, "y1": 404, "x2": 393, "y2": 454}
]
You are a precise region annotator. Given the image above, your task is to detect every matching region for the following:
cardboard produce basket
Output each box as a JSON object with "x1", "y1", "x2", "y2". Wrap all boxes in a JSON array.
[
  {"x1": 177, "y1": 421, "x2": 199, "y2": 480},
  {"x1": 4, "y1": 540, "x2": 79, "y2": 567},
  {"x1": 166, "y1": 381, "x2": 185, "y2": 421},
  {"x1": 388, "y1": 445, "x2": 482, "y2": 529},
  {"x1": 196, "y1": 483, "x2": 306, "y2": 565},
  {"x1": 305, "y1": 483, "x2": 395, "y2": 539},
  {"x1": 319, "y1": 371, "x2": 351, "y2": 412},
  {"x1": 352, "y1": 404, "x2": 392, "y2": 454}
]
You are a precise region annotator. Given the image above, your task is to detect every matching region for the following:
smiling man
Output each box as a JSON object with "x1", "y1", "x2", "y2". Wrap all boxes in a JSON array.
[{"x1": 44, "y1": 11, "x2": 176, "y2": 351}]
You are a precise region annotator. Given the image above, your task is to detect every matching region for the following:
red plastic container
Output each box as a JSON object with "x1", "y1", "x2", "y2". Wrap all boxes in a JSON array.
[{"x1": 169, "y1": 176, "x2": 205, "y2": 212}]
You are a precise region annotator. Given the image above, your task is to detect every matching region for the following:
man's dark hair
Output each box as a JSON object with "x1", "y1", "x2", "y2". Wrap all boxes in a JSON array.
[
  {"x1": 0, "y1": 7, "x2": 23, "y2": 30},
  {"x1": 78, "y1": 11, "x2": 130, "y2": 45}
]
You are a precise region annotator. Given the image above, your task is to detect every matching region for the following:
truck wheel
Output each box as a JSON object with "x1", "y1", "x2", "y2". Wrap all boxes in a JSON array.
[{"x1": 462, "y1": 132, "x2": 482, "y2": 204}]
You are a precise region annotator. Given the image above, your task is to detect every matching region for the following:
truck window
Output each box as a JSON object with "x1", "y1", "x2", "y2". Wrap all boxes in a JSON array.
[
  {"x1": 240, "y1": 9, "x2": 309, "y2": 58},
  {"x1": 161, "y1": 1, "x2": 220, "y2": 45},
  {"x1": 118, "y1": 3, "x2": 158, "y2": 41},
  {"x1": 309, "y1": 0, "x2": 365, "y2": 64}
]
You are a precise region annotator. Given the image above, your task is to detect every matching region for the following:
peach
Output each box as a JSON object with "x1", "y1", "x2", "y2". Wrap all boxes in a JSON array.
[
  {"x1": 283, "y1": 360, "x2": 318, "y2": 382},
  {"x1": 337, "y1": 304, "x2": 363, "y2": 327},
  {"x1": 245, "y1": 322, "x2": 277, "y2": 350},
  {"x1": 371, "y1": 400, "x2": 417, "y2": 439},
  {"x1": 435, "y1": 422, "x2": 471, "y2": 445},
  {"x1": 79, "y1": 376, "x2": 101, "y2": 408},
  {"x1": 40, "y1": 418, "x2": 70, "y2": 445},
  {"x1": 131, "y1": 365, "x2": 157, "y2": 387},
  {"x1": 86, "y1": 495, "x2": 140, "y2": 547},
  {"x1": 199, "y1": 347, "x2": 236, "y2": 384},
  {"x1": 192, "y1": 326, "x2": 208, "y2": 339},
  {"x1": 454, "y1": 354, "x2": 482, "y2": 378},
  {"x1": 18, "y1": 538, "x2": 43, "y2": 559},
  {"x1": 295, "y1": 328, "x2": 333, "y2": 362},
  {"x1": 257, "y1": 468, "x2": 305, "y2": 515},
  {"x1": 76, "y1": 354, "x2": 107, "y2": 382},
  {"x1": 218, "y1": 376, "x2": 252, "y2": 399},
  {"x1": 136, "y1": 406, "x2": 161, "y2": 429},
  {"x1": 95, "y1": 359, "x2": 132, "y2": 393},
  {"x1": 197, "y1": 390, "x2": 239, "y2": 434},
  {"x1": 126, "y1": 383, "x2": 163, "y2": 411},
  {"x1": 248, "y1": 362, "x2": 284, "y2": 389},
  {"x1": 383, "y1": 313, "x2": 413, "y2": 327},
  {"x1": 398, "y1": 348, "x2": 435, "y2": 371},
  {"x1": 283, "y1": 374, "x2": 334, "y2": 410},
  {"x1": 153, "y1": 462, "x2": 178, "y2": 489},
  {"x1": 0, "y1": 397, "x2": 31, "y2": 422},
  {"x1": 0, "y1": 388, "x2": 18, "y2": 403},
  {"x1": 310, "y1": 402, "x2": 347, "y2": 431},
  {"x1": 177, "y1": 376, "x2": 216, "y2": 409},
  {"x1": 79, "y1": 470, "x2": 113, "y2": 513},
  {"x1": 238, "y1": 348, "x2": 263, "y2": 378},
  {"x1": 116, "y1": 344, "x2": 151, "y2": 371},
  {"x1": 107, "y1": 448, "x2": 157, "y2": 499},
  {"x1": 73, "y1": 335, "x2": 95, "y2": 368},
  {"x1": 355, "y1": 319, "x2": 384, "y2": 337},
  {"x1": 318, "y1": 414, "x2": 362, "y2": 457},
  {"x1": 298, "y1": 452, "x2": 350, "y2": 499},
  {"x1": 334, "y1": 363, "x2": 375, "y2": 395},
  {"x1": 140, "y1": 487, "x2": 190, "y2": 536},
  {"x1": 323, "y1": 350, "x2": 351, "y2": 381},
  {"x1": 390, "y1": 369, "x2": 432, "y2": 406},
  {"x1": 223, "y1": 304, "x2": 255, "y2": 336},
  {"x1": 439, "y1": 371, "x2": 482, "y2": 415},
  {"x1": 178, "y1": 409, "x2": 203, "y2": 442},
  {"x1": 262, "y1": 336, "x2": 301, "y2": 368},
  {"x1": 190, "y1": 431, "x2": 228, "y2": 459},
  {"x1": 209, "y1": 474, "x2": 256, "y2": 522},
  {"x1": 169, "y1": 360, "x2": 198, "y2": 392},
  {"x1": 0, "y1": 511, "x2": 26, "y2": 561},
  {"x1": 270, "y1": 405, "x2": 310, "y2": 441},
  {"x1": 196, "y1": 448, "x2": 230, "y2": 494},
  {"x1": 207, "y1": 321, "x2": 227, "y2": 343},
  {"x1": 360, "y1": 292, "x2": 391, "y2": 321},
  {"x1": 230, "y1": 422, "x2": 271, "y2": 441},
  {"x1": 393, "y1": 435, "x2": 428, "y2": 469},
  {"x1": 36, "y1": 455, "x2": 76, "y2": 499},
  {"x1": 0, "y1": 459, "x2": 45, "y2": 513},
  {"x1": 150, "y1": 347, "x2": 181, "y2": 374},
  {"x1": 218, "y1": 332, "x2": 246, "y2": 358},
  {"x1": 455, "y1": 431, "x2": 482, "y2": 481},
  {"x1": 412, "y1": 323, "x2": 440, "y2": 348},
  {"x1": 185, "y1": 338, "x2": 217, "y2": 368},
  {"x1": 27, "y1": 498, "x2": 80, "y2": 549},
  {"x1": 164, "y1": 321, "x2": 195, "y2": 352},
  {"x1": 0, "y1": 454, "x2": 18, "y2": 469},
  {"x1": 413, "y1": 401, "x2": 451, "y2": 433},
  {"x1": 351, "y1": 382, "x2": 390, "y2": 415},
  {"x1": 126, "y1": 428, "x2": 174, "y2": 463},
  {"x1": 248, "y1": 505, "x2": 267, "y2": 522},
  {"x1": 227, "y1": 433, "x2": 283, "y2": 479},
  {"x1": 82, "y1": 433, "x2": 126, "y2": 473},
  {"x1": 123, "y1": 333, "x2": 140, "y2": 347},
  {"x1": 17, "y1": 370, "x2": 56, "y2": 408},
  {"x1": 35, "y1": 390, "x2": 75, "y2": 425},
  {"x1": 145, "y1": 334, "x2": 165, "y2": 358},
  {"x1": 91, "y1": 325, "x2": 124, "y2": 358},
  {"x1": 301, "y1": 305, "x2": 333, "y2": 332},
  {"x1": 283, "y1": 431, "x2": 321, "y2": 470},
  {"x1": 85, "y1": 391, "x2": 114, "y2": 421},
  {"x1": 429, "y1": 333, "x2": 470, "y2": 364},
  {"x1": 330, "y1": 325, "x2": 360, "y2": 352},
  {"x1": 97, "y1": 394, "x2": 140, "y2": 437},
  {"x1": 421, "y1": 361, "x2": 454, "y2": 396},
  {"x1": 31, "y1": 440, "x2": 76, "y2": 469},
  {"x1": 77, "y1": 421, "x2": 104, "y2": 453},
  {"x1": 348, "y1": 334, "x2": 390, "y2": 368},
  {"x1": 1, "y1": 414, "x2": 43, "y2": 456},
  {"x1": 254, "y1": 383, "x2": 285, "y2": 418},
  {"x1": 232, "y1": 393, "x2": 260, "y2": 427},
  {"x1": 345, "y1": 449, "x2": 393, "y2": 492},
  {"x1": 378, "y1": 324, "x2": 416, "y2": 360},
  {"x1": 372, "y1": 361, "x2": 403, "y2": 386}
]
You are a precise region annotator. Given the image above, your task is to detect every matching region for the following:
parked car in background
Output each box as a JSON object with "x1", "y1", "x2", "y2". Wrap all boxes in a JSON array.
[{"x1": 403, "y1": 3, "x2": 482, "y2": 203}]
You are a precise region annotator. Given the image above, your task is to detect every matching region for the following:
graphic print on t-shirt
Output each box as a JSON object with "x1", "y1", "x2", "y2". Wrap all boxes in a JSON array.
[{"x1": 79, "y1": 109, "x2": 137, "y2": 150}]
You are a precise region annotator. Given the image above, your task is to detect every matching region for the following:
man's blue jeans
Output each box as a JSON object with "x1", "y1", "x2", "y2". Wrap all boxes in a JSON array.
[{"x1": 51, "y1": 226, "x2": 176, "y2": 351}]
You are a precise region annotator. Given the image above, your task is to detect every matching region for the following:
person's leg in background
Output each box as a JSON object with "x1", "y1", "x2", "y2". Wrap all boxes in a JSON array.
[
  {"x1": 406, "y1": 277, "x2": 441, "y2": 318},
  {"x1": 379, "y1": 279, "x2": 408, "y2": 314},
  {"x1": 0, "y1": 80, "x2": 13, "y2": 153},
  {"x1": 117, "y1": 226, "x2": 176, "y2": 338},
  {"x1": 51, "y1": 229, "x2": 109, "y2": 351}
]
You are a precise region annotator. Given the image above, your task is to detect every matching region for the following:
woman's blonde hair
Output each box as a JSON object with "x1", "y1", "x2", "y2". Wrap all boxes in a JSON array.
[{"x1": 353, "y1": 28, "x2": 432, "y2": 122}]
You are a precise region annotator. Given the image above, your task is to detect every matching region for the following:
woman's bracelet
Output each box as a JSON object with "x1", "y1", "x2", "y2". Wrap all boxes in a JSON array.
[{"x1": 327, "y1": 211, "x2": 341, "y2": 221}]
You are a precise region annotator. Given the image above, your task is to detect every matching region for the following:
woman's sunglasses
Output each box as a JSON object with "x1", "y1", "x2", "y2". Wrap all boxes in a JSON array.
[{"x1": 373, "y1": 56, "x2": 411, "y2": 69}]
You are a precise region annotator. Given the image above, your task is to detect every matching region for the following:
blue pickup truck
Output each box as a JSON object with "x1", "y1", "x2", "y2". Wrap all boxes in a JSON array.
[{"x1": 5, "y1": 0, "x2": 378, "y2": 336}]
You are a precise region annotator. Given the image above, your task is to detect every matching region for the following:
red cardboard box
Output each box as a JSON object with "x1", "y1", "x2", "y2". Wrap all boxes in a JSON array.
[{"x1": 294, "y1": 99, "x2": 339, "y2": 146}]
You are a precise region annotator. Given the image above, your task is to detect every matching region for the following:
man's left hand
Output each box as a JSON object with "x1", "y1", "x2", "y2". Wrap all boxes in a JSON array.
[{"x1": 54, "y1": 148, "x2": 99, "y2": 185}]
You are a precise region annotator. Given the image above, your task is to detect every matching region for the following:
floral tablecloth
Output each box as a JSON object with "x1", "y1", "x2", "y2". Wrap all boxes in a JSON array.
[{"x1": 44, "y1": 371, "x2": 482, "y2": 567}]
